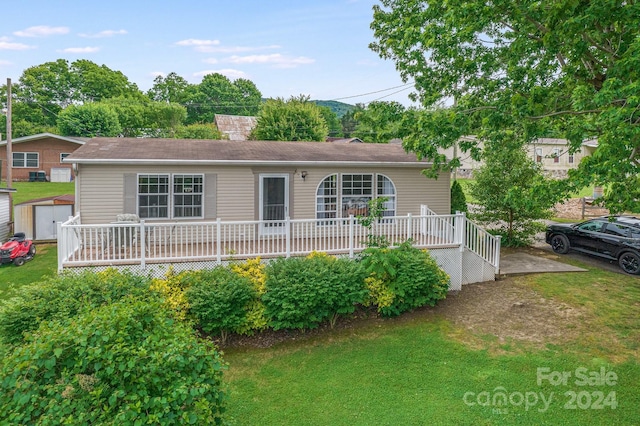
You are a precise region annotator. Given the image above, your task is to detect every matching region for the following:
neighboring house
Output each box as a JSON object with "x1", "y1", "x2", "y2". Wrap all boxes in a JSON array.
[
  {"x1": 0, "y1": 188, "x2": 17, "y2": 242},
  {"x1": 0, "y1": 133, "x2": 87, "y2": 182},
  {"x1": 440, "y1": 137, "x2": 598, "y2": 178},
  {"x1": 214, "y1": 114, "x2": 257, "y2": 141},
  {"x1": 66, "y1": 138, "x2": 450, "y2": 224}
]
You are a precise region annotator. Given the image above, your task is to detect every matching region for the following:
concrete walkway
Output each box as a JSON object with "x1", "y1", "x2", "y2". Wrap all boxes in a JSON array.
[{"x1": 499, "y1": 251, "x2": 587, "y2": 276}]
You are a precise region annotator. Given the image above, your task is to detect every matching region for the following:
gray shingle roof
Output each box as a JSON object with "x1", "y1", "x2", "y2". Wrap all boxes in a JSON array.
[{"x1": 65, "y1": 138, "x2": 431, "y2": 167}]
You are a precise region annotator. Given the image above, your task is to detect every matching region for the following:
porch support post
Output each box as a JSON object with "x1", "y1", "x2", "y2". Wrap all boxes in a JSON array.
[
  {"x1": 57, "y1": 219, "x2": 66, "y2": 272},
  {"x1": 285, "y1": 216, "x2": 291, "y2": 258},
  {"x1": 216, "y1": 218, "x2": 222, "y2": 264},
  {"x1": 349, "y1": 215, "x2": 354, "y2": 258},
  {"x1": 407, "y1": 213, "x2": 413, "y2": 242},
  {"x1": 455, "y1": 212, "x2": 466, "y2": 251},
  {"x1": 139, "y1": 220, "x2": 146, "y2": 270}
]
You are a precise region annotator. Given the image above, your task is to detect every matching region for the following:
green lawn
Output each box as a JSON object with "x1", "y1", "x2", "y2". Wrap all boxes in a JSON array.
[
  {"x1": 0, "y1": 181, "x2": 75, "y2": 205},
  {"x1": 454, "y1": 178, "x2": 595, "y2": 202},
  {"x1": 0, "y1": 244, "x2": 58, "y2": 300},
  {"x1": 223, "y1": 263, "x2": 640, "y2": 425}
]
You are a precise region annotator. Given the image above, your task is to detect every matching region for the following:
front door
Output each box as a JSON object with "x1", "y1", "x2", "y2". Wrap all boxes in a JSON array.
[{"x1": 259, "y1": 174, "x2": 289, "y2": 234}]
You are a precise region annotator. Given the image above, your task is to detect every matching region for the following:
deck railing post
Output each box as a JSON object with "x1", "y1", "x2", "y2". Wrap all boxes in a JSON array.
[
  {"x1": 349, "y1": 215, "x2": 355, "y2": 258},
  {"x1": 216, "y1": 218, "x2": 222, "y2": 264},
  {"x1": 140, "y1": 220, "x2": 146, "y2": 270},
  {"x1": 285, "y1": 216, "x2": 291, "y2": 258},
  {"x1": 494, "y1": 235, "x2": 502, "y2": 275},
  {"x1": 407, "y1": 213, "x2": 413, "y2": 241},
  {"x1": 57, "y1": 219, "x2": 66, "y2": 272}
]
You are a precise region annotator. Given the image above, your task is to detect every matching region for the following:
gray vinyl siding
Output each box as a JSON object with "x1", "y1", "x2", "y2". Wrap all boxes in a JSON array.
[{"x1": 76, "y1": 164, "x2": 450, "y2": 224}]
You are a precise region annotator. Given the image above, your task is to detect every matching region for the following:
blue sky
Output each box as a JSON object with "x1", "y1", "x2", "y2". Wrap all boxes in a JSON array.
[{"x1": 0, "y1": 0, "x2": 416, "y2": 106}]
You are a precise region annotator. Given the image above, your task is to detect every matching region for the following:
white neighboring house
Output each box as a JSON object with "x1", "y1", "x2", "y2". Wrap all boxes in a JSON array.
[
  {"x1": 0, "y1": 188, "x2": 17, "y2": 243},
  {"x1": 440, "y1": 137, "x2": 598, "y2": 178}
]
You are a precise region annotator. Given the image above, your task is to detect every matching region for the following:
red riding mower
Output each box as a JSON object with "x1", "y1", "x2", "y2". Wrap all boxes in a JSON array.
[{"x1": 0, "y1": 233, "x2": 36, "y2": 266}]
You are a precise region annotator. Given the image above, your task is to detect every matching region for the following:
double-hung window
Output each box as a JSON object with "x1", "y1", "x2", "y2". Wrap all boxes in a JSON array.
[
  {"x1": 138, "y1": 174, "x2": 204, "y2": 219},
  {"x1": 13, "y1": 152, "x2": 39, "y2": 168}
]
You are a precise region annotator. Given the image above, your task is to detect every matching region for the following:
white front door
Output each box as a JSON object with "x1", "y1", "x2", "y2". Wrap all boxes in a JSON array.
[{"x1": 259, "y1": 174, "x2": 289, "y2": 234}]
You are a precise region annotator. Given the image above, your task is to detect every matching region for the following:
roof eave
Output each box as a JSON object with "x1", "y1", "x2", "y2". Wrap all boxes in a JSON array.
[{"x1": 65, "y1": 158, "x2": 432, "y2": 167}]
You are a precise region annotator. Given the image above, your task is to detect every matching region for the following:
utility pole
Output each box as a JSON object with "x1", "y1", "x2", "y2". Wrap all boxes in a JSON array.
[{"x1": 6, "y1": 78, "x2": 13, "y2": 233}]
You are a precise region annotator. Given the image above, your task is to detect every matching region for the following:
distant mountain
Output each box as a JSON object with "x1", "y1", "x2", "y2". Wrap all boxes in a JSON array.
[{"x1": 312, "y1": 100, "x2": 356, "y2": 118}]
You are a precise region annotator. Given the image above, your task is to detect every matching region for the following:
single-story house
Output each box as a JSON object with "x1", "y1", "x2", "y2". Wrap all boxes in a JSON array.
[
  {"x1": 214, "y1": 114, "x2": 257, "y2": 141},
  {"x1": 14, "y1": 194, "x2": 75, "y2": 241},
  {"x1": 66, "y1": 138, "x2": 451, "y2": 224},
  {"x1": 58, "y1": 138, "x2": 500, "y2": 288},
  {"x1": 0, "y1": 188, "x2": 17, "y2": 242},
  {"x1": 0, "y1": 133, "x2": 88, "y2": 182}
]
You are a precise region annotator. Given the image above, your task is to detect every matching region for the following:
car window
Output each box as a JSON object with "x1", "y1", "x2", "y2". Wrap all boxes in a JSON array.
[
  {"x1": 578, "y1": 221, "x2": 604, "y2": 232},
  {"x1": 604, "y1": 223, "x2": 630, "y2": 237}
]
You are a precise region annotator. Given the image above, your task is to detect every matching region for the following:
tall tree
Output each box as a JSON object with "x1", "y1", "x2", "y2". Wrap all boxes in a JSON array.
[
  {"x1": 57, "y1": 103, "x2": 122, "y2": 137},
  {"x1": 353, "y1": 101, "x2": 406, "y2": 143},
  {"x1": 370, "y1": 0, "x2": 640, "y2": 213},
  {"x1": 250, "y1": 95, "x2": 328, "y2": 142},
  {"x1": 147, "y1": 72, "x2": 193, "y2": 104},
  {"x1": 318, "y1": 106, "x2": 343, "y2": 138}
]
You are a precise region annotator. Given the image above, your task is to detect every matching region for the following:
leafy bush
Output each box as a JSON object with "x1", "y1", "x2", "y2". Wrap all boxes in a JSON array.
[
  {"x1": 361, "y1": 242, "x2": 450, "y2": 317},
  {"x1": 263, "y1": 255, "x2": 367, "y2": 330},
  {"x1": 186, "y1": 268, "x2": 256, "y2": 342},
  {"x1": 450, "y1": 180, "x2": 469, "y2": 214},
  {"x1": 0, "y1": 299, "x2": 227, "y2": 425},
  {"x1": 230, "y1": 258, "x2": 268, "y2": 334},
  {"x1": 0, "y1": 269, "x2": 154, "y2": 346},
  {"x1": 150, "y1": 268, "x2": 207, "y2": 320}
]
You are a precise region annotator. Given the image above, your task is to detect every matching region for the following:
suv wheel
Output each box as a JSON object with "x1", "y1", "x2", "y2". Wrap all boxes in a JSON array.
[
  {"x1": 619, "y1": 252, "x2": 640, "y2": 275},
  {"x1": 550, "y1": 234, "x2": 570, "y2": 254}
]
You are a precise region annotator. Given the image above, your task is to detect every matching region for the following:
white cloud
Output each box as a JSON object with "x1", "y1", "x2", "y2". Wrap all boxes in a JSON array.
[
  {"x1": 59, "y1": 46, "x2": 100, "y2": 54},
  {"x1": 227, "y1": 53, "x2": 315, "y2": 68},
  {"x1": 0, "y1": 40, "x2": 34, "y2": 50},
  {"x1": 14, "y1": 25, "x2": 70, "y2": 37},
  {"x1": 194, "y1": 69, "x2": 249, "y2": 80},
  {"x1": 175, "y1": 38, "x2": 220, "y2": 50},
  {"x1": 199, "y1": 44, "x2": 281, "y2": 54},
  {"x1": 79, "y1": 29, "x2": 127, "y2": 38}
]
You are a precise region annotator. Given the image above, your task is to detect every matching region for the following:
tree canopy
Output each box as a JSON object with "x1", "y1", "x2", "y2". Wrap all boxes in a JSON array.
[
  {"x1": 250, "y1": 95, "x2": 329, "y2": 142},
  {"x1": 370, "y1": 0, "x2": 640, "y2": 213}
]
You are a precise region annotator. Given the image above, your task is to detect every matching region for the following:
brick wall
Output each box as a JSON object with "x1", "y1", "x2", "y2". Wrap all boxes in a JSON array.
[{"x1": 0, "y1": 137, "x2": 81, "y2": 181}]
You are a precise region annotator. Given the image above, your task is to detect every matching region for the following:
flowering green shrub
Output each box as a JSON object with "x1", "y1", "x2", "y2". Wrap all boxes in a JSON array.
[
  {"x1": 230, "y1": 258, "x2": 269, "y2": 334},
  {"x1": 0, "y1": 299, "x2": 227, "y2": 425},
  {"x1": 186, "y1": 267, "x2": 256, "y2": 342},
  {"x1": 0, "y1": 269, "x2": 154, "y2": 346},
  {"x1": 361, "y1": 242, "x2": 450, "y2": 317},
  {"x1": 263, "y1": 255, "x2": 367, "y2": 330}
]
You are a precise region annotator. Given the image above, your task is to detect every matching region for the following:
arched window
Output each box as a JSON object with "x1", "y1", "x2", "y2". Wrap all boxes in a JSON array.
[
  {"x1": 377, "y1": 174, "x2": 396, "y2": 217},
  {"x1": 316, "y1": 173, "x2": 397, "y2": 221},
  {"x1": 316, "y1": 174, "x2": 337, "y2": 222}
]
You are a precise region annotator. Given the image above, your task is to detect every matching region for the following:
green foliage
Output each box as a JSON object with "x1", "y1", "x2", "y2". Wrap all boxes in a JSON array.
[
  {"x1": 229, "y1": 258, "x2": 268, "y2": 334},
  {"x1": 0, "y1": 299, "x2": 227, "y2": 425},
  {"x1": 263, "y1": 255, "x2": 367, "y2": 330},
  {"x1": 100, "y1": 97, "x2": 187, "y2": 137},
  {"x1": 370, "y1": 0, "x2": 640, "y2": 213},
  {"x1": 312, "y1": 100, "x2": 355, "y2": 118},
  {"x1": 174, "y1": 122, "x2": 223, "y2": 139},
  {"x1": 470, "y1": 137, "x2": 554, "y2": 247},
  {"x1": 186, "y1": 268, "x2": 256, "y2": 341},
  {"x1": 250, "y1": 95, "x2": 329, "y2": 141},
  {"x1": 57, "y1": 103, "x2": 122, "y2": 137},
  {"x1": 353, "y1": 101, "x2": 406, "y2": 143},
  {"x1": 0, "y1": 269, "x2": 153, "y2": 346},
  {"x1": 450, "y1": 180, "x2": 468, "y2": 214},
  {"x1": 360, "y1": 242, "x2": 449, "y2": 317},
  {"x1": 358, "y1": 197, "x2": 392, "y2": 248},
  {"x1": 318, "y1": 105, "x2": 343, "y2": 137}
]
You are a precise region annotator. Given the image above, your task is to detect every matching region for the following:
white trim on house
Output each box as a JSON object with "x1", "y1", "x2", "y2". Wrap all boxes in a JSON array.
[{"x1": 0, "y1": 132, "x2": 86, "y2": 146}]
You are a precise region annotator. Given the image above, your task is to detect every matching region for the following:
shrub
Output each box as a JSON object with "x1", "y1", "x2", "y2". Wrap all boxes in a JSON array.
[
  {"x1": 186, "y1": 267, "x2": 256, "y2": 342},
  {"x1": 361, "y1": 242, "x2": 450, "y2": 317},
  {"x1": 150, "y1": 268, "x2": 205, "y2": 320},
  {"x1": 263, "y1": 255, "x2": 367, "y2": 330},
  {"x1": 230, "y1": 258, "x2": 268, "y2": 334},
  {"x1": 0, "y1": 269, "x2": 154, "y2": 346},
  {"x1": 451, "y1": 180, "x2": 468, "y2": 214},
  {"x1": 0, "y1": 299, "x2": 227, "y2": 425}
]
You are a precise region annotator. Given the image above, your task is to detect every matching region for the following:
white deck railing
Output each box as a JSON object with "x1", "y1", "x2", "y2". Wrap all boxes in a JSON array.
[{"x1": 57, "y1": 208, "x2": 501, "y2": 274}]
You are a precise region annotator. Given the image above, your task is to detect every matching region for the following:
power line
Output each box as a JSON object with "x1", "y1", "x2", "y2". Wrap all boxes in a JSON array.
[{"x1": 330, "y1": 82, "x2": 415, "y2": 102}]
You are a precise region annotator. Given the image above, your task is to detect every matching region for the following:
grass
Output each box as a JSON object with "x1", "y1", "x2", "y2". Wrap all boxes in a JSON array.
[
  {"x1": 0, "y1": 244, "x2": 58, "y2": 300},
  {"x1": 454, "y1": 178, "x2": 595, "y2": 203},
  {"x1": 223, "y1": 267, "x2": 640, "y2": 425},
  {"x1": 0, "y1": 181, "x2": 75, "y2": 205}
]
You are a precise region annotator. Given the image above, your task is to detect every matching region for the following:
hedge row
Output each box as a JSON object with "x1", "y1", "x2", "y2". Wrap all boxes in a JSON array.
[{"x1": 152, "y1": 242, "x2": 451, "y2": 338}]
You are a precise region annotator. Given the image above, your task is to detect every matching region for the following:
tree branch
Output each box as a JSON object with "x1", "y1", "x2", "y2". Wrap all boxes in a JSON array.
[{"x1": 528, "y1": 109, "x2": 601, "y2": 120}]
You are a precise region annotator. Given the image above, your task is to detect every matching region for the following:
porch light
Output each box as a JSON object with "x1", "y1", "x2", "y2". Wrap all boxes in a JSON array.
[{"x1": 301, "y1": 171, "x2": 308, "y2": 181}]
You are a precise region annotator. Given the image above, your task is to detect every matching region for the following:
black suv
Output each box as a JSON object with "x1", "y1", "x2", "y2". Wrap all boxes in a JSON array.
[{"x1": 545, "y1": 216, "x2": 640, "y2": 275}]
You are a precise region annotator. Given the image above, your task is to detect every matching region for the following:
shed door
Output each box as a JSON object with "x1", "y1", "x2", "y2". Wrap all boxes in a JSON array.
[
  {"x1": 259, "y1": 174, "x2": 289, "y2": 234},
  {"x1": 35, "y1": 205, "x2": 73, "y2": 240}
]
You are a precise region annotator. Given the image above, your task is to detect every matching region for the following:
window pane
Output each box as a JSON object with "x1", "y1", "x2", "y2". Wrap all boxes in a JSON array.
[
  {"x1": 316, "y1": 175, "x2": 337, "y2": 222},
  {"x1": 173, "y1": 174, "x2": 203, "y2": 218},
  {"x1": 138, "y1": 174, "x2": 169, "y2": 219},
  {"x1": 12, "y1": 153, "x2": 25, "y2": 167},
  {"x1": 26, "y1": 153, "x2": 39, "y2": 168}
]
